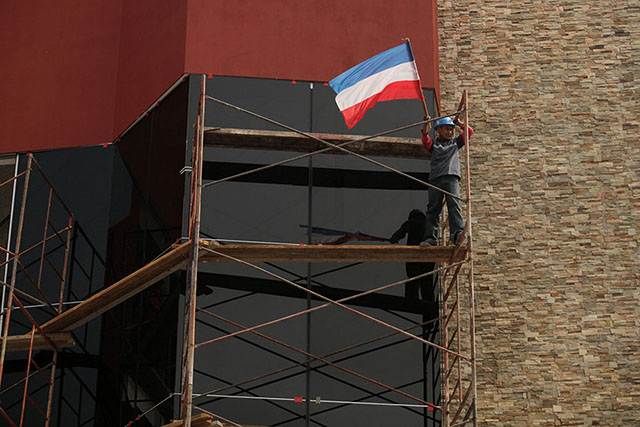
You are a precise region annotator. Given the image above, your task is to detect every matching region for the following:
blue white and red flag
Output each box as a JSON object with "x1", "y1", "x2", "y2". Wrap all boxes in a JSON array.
[{"x1": 329, "y1": 41, "x2": 423, "y2": 128}]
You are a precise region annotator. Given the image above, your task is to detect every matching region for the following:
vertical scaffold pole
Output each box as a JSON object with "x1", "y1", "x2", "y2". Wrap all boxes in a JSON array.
[
  {"x1": 46, "y1": 215, "x2": 73, "y2": 426},
  {"x1": 0, "y1": 154, "x2": 32, "y2": 386},
  {"x1": 180, "y1": 74, "x2": 206, "y2": 427},
  {"x1": 462, "y1": 90, "x2": 478, "y2": 425},
  {"x1": 442, "y1": 206, "x2": 450, "y2": 427}
]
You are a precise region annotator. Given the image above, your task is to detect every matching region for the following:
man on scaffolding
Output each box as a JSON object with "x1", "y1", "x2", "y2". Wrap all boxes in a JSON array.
[{"x1": 421, "y1": 115, "x2": 474, "y2": 246}]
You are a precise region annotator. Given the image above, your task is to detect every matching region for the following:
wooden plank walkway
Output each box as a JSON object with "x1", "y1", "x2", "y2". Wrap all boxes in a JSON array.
[
  {"x1": 0, "y1": 332, "x2": 74, "y2": 352},
  {"x1": 200, "y1": 240, "x2": 465, "y2": 263},
  {"x1": 162, "y1": 412, "x2": 264, "y2": 426},
  {"x1": 10, "y1": 240, "x2": 465, "y2": 337},
  {"x1": 204, "y1": 127, "x2": 427, "y2": 159},
  {"x1": 40, "y1": 241, "x2": 192, "y2": 333}
]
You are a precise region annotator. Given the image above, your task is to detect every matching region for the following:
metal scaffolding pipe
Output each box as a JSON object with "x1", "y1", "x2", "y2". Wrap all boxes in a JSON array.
[
  {"x1": 203, "y1": 95, "x2": 465, "y2": 201},
  {"x1": 462, "y1": 90, "x2": 478, "y2": 426},
  {"x1": 180, "y1": 74, "x2": 207, "y2": 427},
  {"x1": 0, "y1": 154, "x2": 32, "y2": 385},
  {"x1": 198, "y1": 309, "x2": 440, "y2": 411},
  {"x1": 196, "y1": 248, "x2": 467, "y2": 359}
]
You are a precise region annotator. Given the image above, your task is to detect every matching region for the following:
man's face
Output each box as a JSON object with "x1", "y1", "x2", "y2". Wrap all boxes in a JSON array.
[{"x1": 436, "y1": 124, "x2": 454, "y2": 139}]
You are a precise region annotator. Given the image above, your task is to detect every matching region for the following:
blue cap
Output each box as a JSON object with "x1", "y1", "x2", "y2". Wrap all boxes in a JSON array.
[{"x1": 434, "y1": 117, "x2": 455, "y2": 129}]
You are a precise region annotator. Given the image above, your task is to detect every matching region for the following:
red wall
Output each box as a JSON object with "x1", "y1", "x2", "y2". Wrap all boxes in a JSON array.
[
  {"x1": 0, "y1": 1, "x2": 188, "y2": 155},
  {"x1": 0, "y1": 1, "x2": 122, "y2": 154},
  {"x1": 112, "y1": 1, "x2": 188, "y2": 136},
  {"x1": 0, "y1": 0, "x2": 439, "y2": 155},
  {"x1": 185, "y1": 0, "x2": 439, "y2": 93}
]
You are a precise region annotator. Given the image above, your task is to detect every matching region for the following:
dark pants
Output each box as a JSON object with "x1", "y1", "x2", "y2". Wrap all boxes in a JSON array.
[{"x1": 425, "y1": 175, "x2": 464, "y2": 243}]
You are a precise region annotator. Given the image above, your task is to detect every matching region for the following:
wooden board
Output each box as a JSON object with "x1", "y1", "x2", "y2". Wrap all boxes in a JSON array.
[
  {"x1": 0, "y1": 332, "x2": 74, "y2": 352},
  {"x1": 162, "y1": 413, "x2": 264, "y2": 427},
  {"x1": 38, "y1": 240, "x2": 463, "y2": 334},
  {"x1": 162, "y1": 413, "x2": 212, "y2": 427},
  {"x1": 204, "y1": 127, "x2": 428, "y2": 159},
  {"x1": 200, "y1": 241, "x2": 466, "y2": 263},
  {"x1": 40, "y1": 241, "x2": 192, "y2": 333}
]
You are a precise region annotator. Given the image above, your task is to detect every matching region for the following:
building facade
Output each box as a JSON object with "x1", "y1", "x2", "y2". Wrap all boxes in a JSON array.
[
  {"x1": 1, "y1": 0, "x2": 638, "y2": 425},
  {"x1": 438, "y1": 1, "x2": 639, "y2": 424}
]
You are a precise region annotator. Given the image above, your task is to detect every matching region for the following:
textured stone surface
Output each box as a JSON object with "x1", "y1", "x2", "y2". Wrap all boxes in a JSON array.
[{"x1": 437, "y1": 1, "x2": 640, "y2": 424}]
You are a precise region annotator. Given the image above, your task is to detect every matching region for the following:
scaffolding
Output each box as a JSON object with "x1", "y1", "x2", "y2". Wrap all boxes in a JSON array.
[
  {"x1": 0, "y1": 75, "x2": 477, "y2": 427},
  {"x1": 0, "y1": 154, "x2": 109, "y2": 426},
  {"x1": 0, "y1": 154, "x2": 75, "y2": 426},
  {"x1": 177, "y1": 75, "x2": 477, "y2": 427}
]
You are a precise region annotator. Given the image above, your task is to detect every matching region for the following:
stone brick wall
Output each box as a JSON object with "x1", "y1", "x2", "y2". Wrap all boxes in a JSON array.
[{"x1": 437, "y1": 1, "x2": 639, "y2": 424}]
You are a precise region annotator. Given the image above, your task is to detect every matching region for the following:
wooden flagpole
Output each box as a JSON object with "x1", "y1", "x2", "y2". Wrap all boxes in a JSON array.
[{"x1": 404, "y1": 38, "x2": 431, "y2": 120}]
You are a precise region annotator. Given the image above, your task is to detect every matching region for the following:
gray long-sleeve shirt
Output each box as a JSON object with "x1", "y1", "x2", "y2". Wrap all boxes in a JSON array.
[{"x1": 421, "y1": 124, "x2": 474, "y2": 181}]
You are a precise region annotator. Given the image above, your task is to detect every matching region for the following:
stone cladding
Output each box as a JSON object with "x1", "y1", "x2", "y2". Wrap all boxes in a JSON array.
[{"x1": 437, "y1": 1, "x2": 640, "y2": 424}]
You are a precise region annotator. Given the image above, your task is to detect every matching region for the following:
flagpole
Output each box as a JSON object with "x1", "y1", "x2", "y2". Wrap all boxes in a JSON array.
[{"x1": 404, "y1": 38, "x2": 430, "y2": 121}]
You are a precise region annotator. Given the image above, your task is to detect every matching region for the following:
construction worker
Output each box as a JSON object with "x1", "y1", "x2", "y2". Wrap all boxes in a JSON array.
[{"x1": 421, "y1": 116, "x2": 474, "y2": 245}]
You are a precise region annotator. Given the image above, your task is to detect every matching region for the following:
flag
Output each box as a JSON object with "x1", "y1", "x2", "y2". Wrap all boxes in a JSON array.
[
  {"x1": 329, "y1": 41, "x2": 423, "y2": 128},
  {"x1": 300, "y1": 225, "x2": 389, "y2": 245}
]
